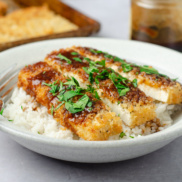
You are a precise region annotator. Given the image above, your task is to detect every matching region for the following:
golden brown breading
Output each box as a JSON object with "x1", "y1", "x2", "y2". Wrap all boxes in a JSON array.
[
  {"x1": 0, "y1": 1, "x2": 7, "y2": 16},
  {"x1": 18, "y1": 62, "x2": 123, "y2": 141},
  {"x1": 44, "y1": 48, "x2": 157, "y2": 128},
  {"x1": 0, "y1": 5, "x2": 78, "y2": 43},
  {"x1": 73, "y1": 46, "x2": 182, "y2": 104}
]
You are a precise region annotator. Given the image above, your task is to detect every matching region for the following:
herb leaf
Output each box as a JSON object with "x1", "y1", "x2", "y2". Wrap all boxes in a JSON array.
[
  {"x1": 71, "y1": 52, "x2": 79, "y2": 55},
  {"x1": 0, "y1": 108, "x2": 4, "y2": 115},
  {"x1": 132, "y1": 79, "x2": 138, "y2": 87},
  {"x1": 55, "y1": 102, "x2": 65, "y2": 111},
  {"x1": 65, "y1": 95, "x2": 90, "y2": 114},
  {"x1": 51, "y1": 105, "x2": 54, "y2": 115},
  {"x1": 64, "y1": 77, "x2": 80, "y2": 87},
  {"x1": 73, "y1": 57, "x2": 82, "y2": 62},
  {"x1": 63, "y1": 90, "x2": 83, "y2": 101},
  {"x1": 57, "y1": 53, "x2": 72, "y2": 64},
  {"x1": 119, "y1": 132, "x2": 126, "y2": 138}
]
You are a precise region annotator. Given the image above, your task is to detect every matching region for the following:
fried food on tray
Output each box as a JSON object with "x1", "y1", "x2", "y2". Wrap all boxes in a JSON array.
[
  {"x1": 0, "y1": 5, "x2": 78, "y2": 43},
  {"x1": 0, "y1": 1, "x2": 7, "y2": 16}
]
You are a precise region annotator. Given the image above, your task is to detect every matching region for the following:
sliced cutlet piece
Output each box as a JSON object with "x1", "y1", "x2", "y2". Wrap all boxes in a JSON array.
[
  {"x1": 73, "y1": 46, "x2": 182, "y2": 104},
  {"x1": 17, "y1": 62, "x2": 123, "y2": 141},
  {"x1": 44, "y1": 49, "x2": 156, "y2": 128}
]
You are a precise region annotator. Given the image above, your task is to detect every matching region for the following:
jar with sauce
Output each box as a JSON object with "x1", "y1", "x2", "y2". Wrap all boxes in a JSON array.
[{"x1": 131, "y1": 0, "x2": 182, "y2": 51}]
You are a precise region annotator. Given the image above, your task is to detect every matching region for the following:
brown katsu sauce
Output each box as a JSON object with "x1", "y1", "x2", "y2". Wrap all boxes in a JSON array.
[
  {"x1": 75, "y1": 46, "x2": 176, "y2": 87},
  {"x1": 99, "y1": 79, "x2": 151, "y2": 104},
  {"x1": 47, "y1": 49, "x2": 154, "y2": 105},
  {"x1": 19, "y1": 62, "x2": 105, "y2": 125},
  {"x1": 63, "y1": 98, "x2": 105, "y2": 125}
]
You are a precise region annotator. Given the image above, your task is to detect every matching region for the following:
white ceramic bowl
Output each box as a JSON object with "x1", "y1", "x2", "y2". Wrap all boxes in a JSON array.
[{"x1": 0, "y1": 38, "x2": 182, "y2": 163}]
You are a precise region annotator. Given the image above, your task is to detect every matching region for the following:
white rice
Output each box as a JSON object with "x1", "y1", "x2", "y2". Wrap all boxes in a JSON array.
[{"x1": 2, "y1": 88, "x2": 181, "y2": 140}]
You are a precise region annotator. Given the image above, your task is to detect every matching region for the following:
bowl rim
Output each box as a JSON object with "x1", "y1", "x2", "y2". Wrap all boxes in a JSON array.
[{"x1": 0, "y1": 37, "x2": 182, "y2": 148}]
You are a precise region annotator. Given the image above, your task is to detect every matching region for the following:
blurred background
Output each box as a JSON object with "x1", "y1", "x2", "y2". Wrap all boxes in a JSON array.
[{"x1": 1, "y1": 0, "x2": 181, "y2": 51}]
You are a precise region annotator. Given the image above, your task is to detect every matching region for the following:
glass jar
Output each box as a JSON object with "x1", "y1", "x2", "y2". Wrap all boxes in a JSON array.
[{"x1": 131, "y1": 0, "x2": 182, "y2": 51}]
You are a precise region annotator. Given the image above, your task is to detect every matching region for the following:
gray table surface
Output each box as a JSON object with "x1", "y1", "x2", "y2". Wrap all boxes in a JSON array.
[{"x1": 1, "y1": 0, "x2": 182, "y2": 181}]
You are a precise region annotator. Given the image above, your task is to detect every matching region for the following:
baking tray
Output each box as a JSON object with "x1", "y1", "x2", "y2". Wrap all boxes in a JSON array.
[{"x1": 0, "y1": 0, "x2": 100, "y2": 51}]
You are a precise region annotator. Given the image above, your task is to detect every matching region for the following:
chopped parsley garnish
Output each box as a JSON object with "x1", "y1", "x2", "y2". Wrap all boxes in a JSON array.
[
  {"x1": 51, "y1": 105, "x2": 54, "y2": 115},
  {"x1": 90, "y1": 49, "x2": 103, "y2": 54},
  {"x1": 71, "y1": 52, "x2": 79, "y2": 55},
  {"x1": 42, "y1": 76, "x2": 95, "y2": 114},
  {"x1": 109, "y1": 73, "x2": 130, "y2": 96},
  {"x1": 89, "y1": 48, "x2": 114, "y2": 59},
  {"x1": 114, "y1": 57, "x2": 125, "y2": 63},
  {"x1": 57, "y1": 53, "x2": 72, "y2": 64},
  {"x1": 21, "y1": 106, "x2": 23, "y2": 110},
  {"x1": 119, "y1": 132, "x2": 126, "y2": 138},
  {"x1": 139, "y1": 65, "x2": 168, "y2": 78},
  {"x1": 65, "y1": 94, "x2": 90, "y2": 114},
  {"x1": 172, "y1": 78, "x2": 178, "y2": 81},
  {"x1": 83, "y1": 57, "x2": 91, "y2": 62},
  {"x1": 122, "y1": 63, "x2": 133, "y2": 72},
  {"x1": 86, "y1": 85, "x2": 100, "y2": 100},
  {"x1": 43, "y1": 71, "x2": 46, "y2": 74},
  {"x1": 73, "y1": 57, "x2": 82, "y2": 62},
  {"x1": 0, "y1": 108, "x2": 4, "y2": 115},
  {"x1": 43, "y1": 81, "x2": 59, "y2": 96},
  {"x1": 54, "y1": 102, "x2": 65, "y2": 111},
  {"x1": 132, "y1": 79, "x2": 137, "y2": 87},
  {"x1": 8, "y1": 120, "x2": 13, "y2": 122},
  {"x1": 63, "y1": 90, "x2": 83, "y2": 101},
  {"x1": 64, "y1": 77, "x2": 80, "y2": 87},
  {"x1": 130, "y1": 136, "x2": 134, "y2": 139}
]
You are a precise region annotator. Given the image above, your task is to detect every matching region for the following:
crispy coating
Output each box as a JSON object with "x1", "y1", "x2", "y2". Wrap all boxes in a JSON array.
[
  {"x1": 45, "y1": 48, "x2": 156, "y2": 127},
  {"x1": 0, "y1": 1, "x2": 7, "y2": 16},
  {"x1": 73, "y1": 46, "x2": 182, "y2": 104},
  {"x1": 18, "y1": 62, "x2": 123, "y2": 141}
]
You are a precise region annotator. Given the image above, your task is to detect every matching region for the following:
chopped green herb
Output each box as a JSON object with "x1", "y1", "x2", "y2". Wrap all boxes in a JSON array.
[
  {"x1": 0, "y1": 108, "x2": 4, "y2": 115},
  {"x1": 172, "y1": 78, "x2": 178, "y2": 81},
  {"x1": 122, "y1": 63, "x2": 133, "y2": 72},
  {"x1": 64, "y1": 77, "x2": 80, "y2": 87},
  {"x1": 109, "y1": 73, "x2": 130, "y2": 96},
  {"x1": 118, "y1": 88, "x2": 130, "y2": 96},
  {"x1": 136, "y1": 72, "x2": 139, "y2": 75},
  {"x1": 38, "y1": 131, "x2": 40, "y2": 134},
  {"x1": 71, "y1": 52, "x2": 79, "y2": 55},
  {"x1": 51, "y1": 105, "x2": 54, "y2": 115},
  {"x1": 8, "y1": 120, "x2": 13, "y2": 122},
  {"x1": 117, "y1": 101, "x2": 120, "y2": 105},
  {"x1": 43, "y1": 81, "x2": 59, "y2": 96},
  {"x1": 96, "y1": 60, "x2": 106, "y2": 67},
  {"x1": 132, "y1": 79, "x2": 137, "y2": 87},
  {"x1": 104, "y1": 54, "x2": 113, "y2": 59},
  {"x1": 118, "y1": 114, "x2": 120, "y2": 117},
  {"x1": 114, "y1": 57, "x2": 125, "y2": 63},
  {"x1": 54, "y1": 102, "x2": 65, "y2": 111},
  {"x1": 43, "y1": 71, "x2": 46, "y2": 74},
  {"x1": 65, "y1": 94, "x2": 90, "y2": 114},
  {"x1": 130, "y1": 136, "x2": 134, "y2": 139},
  {"x1": 21, "y1": 106, "x2": 23, "y2": 110},
  {"x1": 83, "y1": 57, "x2": 91, "y2": 62},
  {"x1": 57, "y1": 53, "x2": 72, "y2": 64},
  {"x1": 88, "y1": 108, "x2": 93, "y2": 111},
  {"x1": 73, "y1": 57, "x2": 82, "y2": 62},
  {"x1": 119, "y1": 132, "x2": 126, "y2": 138},
  {"x1": 63, "y1": 90, "x2": 83, "y2": 101},
  {"x1": 87, "y1": 101, "x2": 92, "y2": 107},
  {"x1": 90, "y1": 49, "x2": 103, "y2": 54}
]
